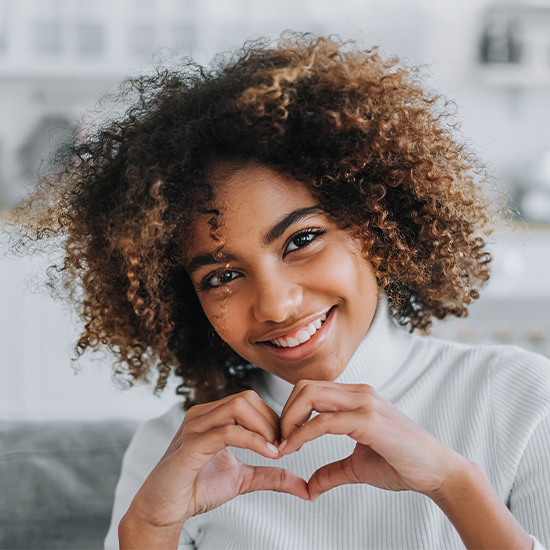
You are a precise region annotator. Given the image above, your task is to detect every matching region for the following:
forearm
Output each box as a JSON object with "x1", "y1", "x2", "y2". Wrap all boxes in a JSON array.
[
  {"x1": 431, "y1": 459, "x2": 533, "y2": 550},
  {"x1": 118, "y1": 509, "x2": 185, "y2": 550}
]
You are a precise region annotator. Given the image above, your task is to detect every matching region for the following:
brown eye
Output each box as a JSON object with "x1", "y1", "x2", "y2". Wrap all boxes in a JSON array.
[
  {"x1": 199, "y1": 270, "x2": 240, "y2": 291},
  {"x1": 215, "y1": 271, "x2": 239, "y2": 285},
  {"x1": 285, "y1": 229, "x2": 325, "y2": 253}
]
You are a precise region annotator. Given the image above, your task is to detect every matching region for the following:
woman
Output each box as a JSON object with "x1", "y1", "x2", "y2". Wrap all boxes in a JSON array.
[{"x1": 13, "y1": 35, "x2": 550, "y2": 549}]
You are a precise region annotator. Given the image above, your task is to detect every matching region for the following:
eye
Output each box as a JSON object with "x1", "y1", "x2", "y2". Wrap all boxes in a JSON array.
[
  {"x1": 199, "y1": 269, "x2": 240, "y2": 291},
  {"x1": 285, "y1": 228, "x2": 326, "y2": 253}
]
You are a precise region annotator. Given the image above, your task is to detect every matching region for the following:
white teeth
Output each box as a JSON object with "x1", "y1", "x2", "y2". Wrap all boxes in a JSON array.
[{"x1": 269, "y1": 310, "x2": 330, "y2": 348}]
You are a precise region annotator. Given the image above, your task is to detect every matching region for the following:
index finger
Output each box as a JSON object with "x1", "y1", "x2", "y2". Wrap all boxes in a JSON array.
[{"x1": 280, "y1": 381, "x2": 371, "y2": 440}]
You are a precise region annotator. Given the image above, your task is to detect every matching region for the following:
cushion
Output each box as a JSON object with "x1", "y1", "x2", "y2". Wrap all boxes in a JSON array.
[{"x1": 0, "y1": 419, "x2": 138, "y2": 550}]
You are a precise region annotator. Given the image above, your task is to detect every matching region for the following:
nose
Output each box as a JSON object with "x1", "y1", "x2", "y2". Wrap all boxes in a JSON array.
[{"x1": 252, "y1": 271, "x2": 303, "y2": 324}]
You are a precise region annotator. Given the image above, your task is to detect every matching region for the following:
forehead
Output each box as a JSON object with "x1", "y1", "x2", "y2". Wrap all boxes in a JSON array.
[
  {"x1": 216, "y1": 163, "x2": 315, "y2": 212},
  {"x1": 190, "y1": 163, "x2": 319, "y2": 247}
]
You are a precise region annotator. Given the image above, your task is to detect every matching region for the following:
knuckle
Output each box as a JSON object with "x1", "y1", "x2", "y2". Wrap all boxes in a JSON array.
[
  {"x1": 184, "y1": 403, "x2": 203, "y2": 419},
  {"x1": 302, "y1": 383, "x2": 316, "y2": 397},
  {"x1": 230, "y1": 395, "x2": 248, "y2": 412},
  {"x1": 294, "y1": 379, "x2": 310, "y2": 391},
  {"x1": 182, "y1": 416, "x2": 198, "y2": 432},
  {"x1": 241, "y1": 389, "x2": 258, "y2": 401},
  {"x1": 358, "y1": 383, "x2": 376, "y2": 396}
]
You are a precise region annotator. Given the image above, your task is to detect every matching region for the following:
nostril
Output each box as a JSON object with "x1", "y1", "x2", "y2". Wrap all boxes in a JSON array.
[{"x1": 253, "y1": 284, "x2": 303, "y2": 324}]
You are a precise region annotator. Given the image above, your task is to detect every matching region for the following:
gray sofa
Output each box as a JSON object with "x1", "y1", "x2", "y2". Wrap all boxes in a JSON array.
[{"x1": 0, "y1": 419, "x2": 138, "y2": 550}]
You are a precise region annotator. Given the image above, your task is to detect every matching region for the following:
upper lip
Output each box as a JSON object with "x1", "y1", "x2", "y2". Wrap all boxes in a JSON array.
[{"x1": 255, "y1": 307, "x2": 332, "y2": 343}]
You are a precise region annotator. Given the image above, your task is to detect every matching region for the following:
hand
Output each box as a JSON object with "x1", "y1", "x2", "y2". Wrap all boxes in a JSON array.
[
  {"x1": 125, "y1": 390, "x2": 309, "y2": 533},
  {"x1": 278, "y1": 380, "x2": 467, "y2": 501}
]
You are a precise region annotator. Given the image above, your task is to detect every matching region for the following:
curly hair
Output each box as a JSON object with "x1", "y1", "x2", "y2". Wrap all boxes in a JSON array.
[{"x1": 11, "y1": 34, "x2": 498, "y2": 407}]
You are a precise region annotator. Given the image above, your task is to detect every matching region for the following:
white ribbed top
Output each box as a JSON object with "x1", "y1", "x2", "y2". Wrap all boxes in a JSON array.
[{"x1": 105, "y1": 306, "x2": 550, "y2": 549}]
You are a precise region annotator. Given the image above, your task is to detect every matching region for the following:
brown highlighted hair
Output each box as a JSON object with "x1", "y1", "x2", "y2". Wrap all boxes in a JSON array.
[{"x1": 11, "y1": 34, "x2": 497, "y2": 407}]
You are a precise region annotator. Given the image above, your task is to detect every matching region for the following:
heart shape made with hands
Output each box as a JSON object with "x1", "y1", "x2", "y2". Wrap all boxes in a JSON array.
[
  {"x1": 131, "y1": 381, "x2": 444, "y2": 532},
  {"x1": 232, "y1": 380, "x2": 426, "y2": 502},
  {"x1": 183, "y1": 379, "x2": 446, "y2": 515}
]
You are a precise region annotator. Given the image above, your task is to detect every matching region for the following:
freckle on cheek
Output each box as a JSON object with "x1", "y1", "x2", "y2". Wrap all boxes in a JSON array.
[{"x1": 210, "y1": 310, "x2": 229, "y2": 340}]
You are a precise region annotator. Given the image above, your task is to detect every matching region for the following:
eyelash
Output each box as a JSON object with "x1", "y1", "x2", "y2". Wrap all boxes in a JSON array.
[
  {"x1": 197, "y1": 227, "x2": 327, "y2": 292},
  {"x1": 284, "y1": 227, "x2": 326, "y2": 256}
]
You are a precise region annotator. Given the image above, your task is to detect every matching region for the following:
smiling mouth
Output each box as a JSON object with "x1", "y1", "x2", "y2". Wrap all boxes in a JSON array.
[{"x1": 263, "y1": 309, "x2": 331, "y2": 349}]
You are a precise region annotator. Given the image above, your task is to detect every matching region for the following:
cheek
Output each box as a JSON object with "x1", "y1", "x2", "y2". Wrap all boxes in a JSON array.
[
  {"x1": 333, "y1": 243, "x2": 377, "y2": 288},
  {"x1": 199, "y1": 294, "x2": 246, "y2": 344},
  {"x1": 335, "y1": 246, "x2": 379, "y2": 314}
]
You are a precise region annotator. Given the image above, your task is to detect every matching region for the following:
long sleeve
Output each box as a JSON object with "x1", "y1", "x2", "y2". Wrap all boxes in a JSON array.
[
  {"x1": 510, "y1": 414, "x2": 550, "y2": 549},
  {"x1": 104, "y1": 403, "x2": 195, "y2": 550}
]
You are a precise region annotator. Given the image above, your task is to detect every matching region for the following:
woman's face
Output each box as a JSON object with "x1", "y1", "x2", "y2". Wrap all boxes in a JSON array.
[{"x1": 186, "y1": 163, "x2": 379, "y2": 385}]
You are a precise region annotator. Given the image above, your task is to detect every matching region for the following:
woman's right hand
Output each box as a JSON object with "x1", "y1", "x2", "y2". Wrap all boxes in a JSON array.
[{"x1": 119, "y1": 390, "x2": 309, "y2": 549}]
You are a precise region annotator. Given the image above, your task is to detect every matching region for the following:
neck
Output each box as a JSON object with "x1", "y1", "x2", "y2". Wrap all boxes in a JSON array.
[{"x1": 259, "y1": 299, "x2": 414, "y2": 408}]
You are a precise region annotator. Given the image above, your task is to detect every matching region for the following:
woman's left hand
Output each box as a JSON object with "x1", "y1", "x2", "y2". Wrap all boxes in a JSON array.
[{"x1": 278, "y1": 379, "x2": 467, "y2": 501}]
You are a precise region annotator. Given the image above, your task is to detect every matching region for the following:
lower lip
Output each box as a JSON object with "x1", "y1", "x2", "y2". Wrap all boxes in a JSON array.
[{"x1": 257, "y1": 307, "x2": 335, "y2": 361}]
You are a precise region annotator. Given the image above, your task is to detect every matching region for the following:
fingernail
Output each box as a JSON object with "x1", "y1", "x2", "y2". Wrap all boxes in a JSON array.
[
  {"x1": 278, "y1": 439, "x2": 287, "y2": 451},
  {"x1": 266, "y1": 442, "x2": 279, "y2": 455}
]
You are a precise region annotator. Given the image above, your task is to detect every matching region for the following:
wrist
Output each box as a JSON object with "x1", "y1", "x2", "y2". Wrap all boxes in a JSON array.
[
  {"x1": 427, "y1": 453, "x2": 476, "y2": 506},
  {"x1": 428, "y1": 458, "x2": 532, "y2": 550},
  {"x1": 119, "y1": 506, "x2": 186, "y2": 550}
]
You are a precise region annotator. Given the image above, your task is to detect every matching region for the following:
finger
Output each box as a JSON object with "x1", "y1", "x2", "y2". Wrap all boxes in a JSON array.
[
  {"x1": 240, "y1": 465, "x2": 310, "y2": 501},
  {"x1": 240, "y1": 390, "x2": 282, "y2": 440},
  {"x1": 281, "y1": 412, "x2": 359, "y2": 454},
  {"x1": 186, "y1": 393, "x2": 279, "y2": 444},
  {"x1": 308, "y1": 456, "x2": 359, "y2": 502},
  {"x1": 281, "y1": 379, "x2": 335, "y2": 418},
  {"x1": 190, "y1": 390, "x2": 278, "y2": 426},
  {"x1": 190, "y1": 424, "x2": 280, "y2": 462},
  {"x1": 281, "y1": 383, "x2": 373, "y2": 440},
  {"x1": 222, "y1": 390, "x2": 282, "y2": 438},
  {"x1": 188, "y1": 390, "x2": 280, "y2": 442}
]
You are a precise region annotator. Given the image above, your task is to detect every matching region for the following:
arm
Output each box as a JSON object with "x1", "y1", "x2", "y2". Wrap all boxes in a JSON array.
[
  {"x1": 278, "y1": 380, "x2": 539, "y2": 550},
  {"x1": 117, "y1": 390, "x2": 308, "y2": 550},
  {"x1": 508, "y1": 414, "x2": 550, "y2": 548},
  {"x1": 431, "y1": 459, "x2": 533, "y2": 550},
  {"x1": 119, "y1": 513, "x2": 186, "y2": 550}
]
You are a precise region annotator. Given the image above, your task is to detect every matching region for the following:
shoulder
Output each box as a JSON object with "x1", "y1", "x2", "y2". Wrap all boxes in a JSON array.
[
  {"x1": 414, "y1": 334, "x2": 550, "y2": 441},
  {"x1": 410, "y1": 332, "x2": 550, "y2": 399},
  {"x1": 489, "y1": 343, "x2": 550, "y2": 399},
  {"x1": 485, "y1": 345, "x2": 550, "y2": 450}
]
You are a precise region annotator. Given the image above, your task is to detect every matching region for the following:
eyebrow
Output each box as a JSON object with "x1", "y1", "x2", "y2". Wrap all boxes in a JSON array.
[
  {"x1": 187, "y1": 250, "x2": 238, "y2": 275},
  {"x1": 263, "y1": 206, "x2": 324, "y2": 246},
  {"x1": 186, "y1": 205, "x2": 324, "y2": 274}
]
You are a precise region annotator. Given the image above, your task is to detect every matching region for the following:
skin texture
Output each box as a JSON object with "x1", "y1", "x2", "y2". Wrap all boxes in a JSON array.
[
  {"x1": 188, "y1": 163, "x2": 379, "y2": 385},
  {"x1": 120, "y1": 164, "x2": 533, "y2": 550}
]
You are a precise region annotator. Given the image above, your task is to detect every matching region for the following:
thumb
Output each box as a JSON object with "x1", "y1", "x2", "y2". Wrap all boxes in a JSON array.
[
  {"x1": 308, "y1": 457, "x2": 359, "y2": 502},
  {"x1": 240, "y1": 465, "x2": 310, "y2": 501}
]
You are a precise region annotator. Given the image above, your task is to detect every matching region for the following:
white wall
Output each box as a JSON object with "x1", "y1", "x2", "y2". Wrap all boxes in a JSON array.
[{"x1": 0, "y1": 250, "x2": 181, "y2": 421}]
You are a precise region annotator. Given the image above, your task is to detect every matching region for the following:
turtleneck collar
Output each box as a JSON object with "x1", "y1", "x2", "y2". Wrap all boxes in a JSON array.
[{"x1": 257, "y1": 298, "x2": 414, "y2": 409}]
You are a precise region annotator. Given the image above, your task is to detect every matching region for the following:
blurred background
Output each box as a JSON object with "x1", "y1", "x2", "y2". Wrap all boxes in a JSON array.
[{"x1": 1, "y1": 0, "x2": 549, "y2": 421}]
